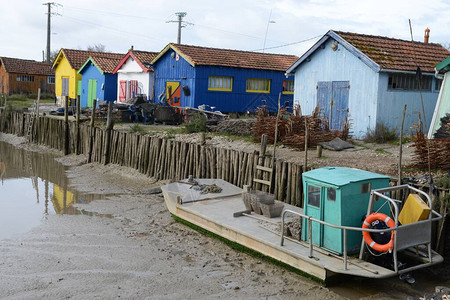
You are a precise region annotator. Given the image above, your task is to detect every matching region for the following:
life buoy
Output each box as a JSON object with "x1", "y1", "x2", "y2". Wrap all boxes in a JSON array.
[{"x1": 362, "y1": 213, "x2": 395, "y2": 252}]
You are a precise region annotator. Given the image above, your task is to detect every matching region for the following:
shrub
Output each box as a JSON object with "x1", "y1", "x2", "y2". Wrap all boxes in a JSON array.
[
  {"x1": 364, "y1": 123, "x2": 397, "y2": 143},
  {"x1": 183, "y1": 115, "x2": 207, "y2": 133},
  {"x1": 129, "y1": 123, "x2": 146, "y2": 135}
]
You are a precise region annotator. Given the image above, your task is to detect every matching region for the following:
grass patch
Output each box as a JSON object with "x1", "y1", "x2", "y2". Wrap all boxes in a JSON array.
[
  {"x1": 129, "y1": 123, "x2": 146, "y2": 135},
  {"x1": 183, "y1": 116, "x2": 207, "y2": 133},
  {"x1": 387, "y1": 136, "x2": 412, "y2": 146},
  {"x1": 375, "y1": 148, "x2": 392, "y2": 155},
  {"x1": 171, "y1": 214, "x2": 324, "y2": 285},
  {"x1": 3, "y1": 94, "x2": 55, "y2": 108},
  {"x1": 364, "y1": 123, "x2": 397, "y2": 144},
  {"x1": 351, "y1": 141, "x2": 369, "y2": 149},
  {"x1": 210, "y1": 132, "x2": 255, "y2": 143}
]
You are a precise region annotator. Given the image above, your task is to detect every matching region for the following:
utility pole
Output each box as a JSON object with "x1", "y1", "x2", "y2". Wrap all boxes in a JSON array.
[
  {"x1": 166, "y1": 12, "x2": 191, "y2": 44},
  {"x1": 43, "y1": 2, "x2": 61, "y2": 63}
]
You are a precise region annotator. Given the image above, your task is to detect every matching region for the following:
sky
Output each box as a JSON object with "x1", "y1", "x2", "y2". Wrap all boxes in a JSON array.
[{"x1": 1, "y1": 0, "x2": 449, "y2": 62}]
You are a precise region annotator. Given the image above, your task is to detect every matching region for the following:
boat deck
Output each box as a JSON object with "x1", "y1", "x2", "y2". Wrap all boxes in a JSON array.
[{"x1": 161, "y1": 179, "x2": 436, "y2": 281}]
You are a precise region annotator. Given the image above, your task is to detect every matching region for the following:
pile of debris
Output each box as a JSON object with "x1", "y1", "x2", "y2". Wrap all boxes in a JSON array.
[
  {"x1": 434, "y1": 113, "x2": 450, "y2": 138},
  {"x1": 412, "y1": 120, "x2": 450, "y2": 170},
  {"x1": 253, "y1": 105, "x2": 349, "y2": 149},
  {"x1": 213, "y1": 119, "x2": 256, "y2": 136}
]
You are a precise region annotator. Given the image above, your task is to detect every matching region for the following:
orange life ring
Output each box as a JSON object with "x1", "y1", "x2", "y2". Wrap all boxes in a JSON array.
[{"x1": 362, "y1": 213, "x2": 395, "y2": 252}]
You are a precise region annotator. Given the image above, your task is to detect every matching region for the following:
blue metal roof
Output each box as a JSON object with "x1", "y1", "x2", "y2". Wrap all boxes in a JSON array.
[{"x1": 302, "y1": 167, "x2": 389, "y2": 187}]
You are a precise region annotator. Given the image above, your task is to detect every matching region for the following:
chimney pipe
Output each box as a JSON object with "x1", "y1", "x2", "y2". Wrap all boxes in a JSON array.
[{"x1": 424, "y1": 28, "x2": 430, "y2": 43}]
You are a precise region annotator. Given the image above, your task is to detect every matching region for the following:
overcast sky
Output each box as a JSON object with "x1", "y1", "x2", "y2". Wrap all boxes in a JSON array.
[{"x1": 1, "y1": 0, "x2": 449, "y2": 62}]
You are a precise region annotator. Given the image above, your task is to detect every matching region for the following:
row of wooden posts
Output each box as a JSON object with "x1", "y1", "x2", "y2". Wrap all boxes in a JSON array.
[
  {"x1": 1, "y1": 98, "x2": 449, "y2": 210},
  {"x1": 0, "y1": 99, "x2": 307, "y2": 207}
]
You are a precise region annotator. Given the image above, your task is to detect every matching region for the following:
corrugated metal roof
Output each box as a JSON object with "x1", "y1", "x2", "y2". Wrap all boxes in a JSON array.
[
  {"x1": 157, "y1": 44, "x2": 298, "y2": 72},
  {"x1": 0, "y1": 56, "x2": 54, "y2": 76},
  {"x1": 335, "y1": 31, "x2": 450, "y2": 73}
]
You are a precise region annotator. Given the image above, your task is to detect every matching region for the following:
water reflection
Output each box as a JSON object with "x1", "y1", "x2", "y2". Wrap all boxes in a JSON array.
[{"x1": 0, "y1": 141, "x2": 107, "y2": 239}]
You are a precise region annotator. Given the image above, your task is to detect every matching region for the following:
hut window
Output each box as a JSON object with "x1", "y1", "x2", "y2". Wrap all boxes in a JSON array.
[
  {"x1": 388, "y1": 73, "x2": 431, "y2": 91},
  {"x1": 307, "y1": 185, "x2": 321, "y2": 208},
  {"x1": 282, "y1": 80, "x2": 294, "y2": 94},
  {"x1": 16, "y1": 75, "x2": 34, "y2": 82},
  {"x1": 47, "y1": 76, "x2": 55, "y2": 84},
  {"x1": 246, "y1": 78, "x2": 271, "y2": 93},
  {"x1": 360, "y1": 183, "x2": 371, "y2": 194},
  {"x1": 327, "y1": 188, "x2": 336, "y2": 201},
  {"x1": 208, "y1": 76, "x2": 233, "y2": 92}
]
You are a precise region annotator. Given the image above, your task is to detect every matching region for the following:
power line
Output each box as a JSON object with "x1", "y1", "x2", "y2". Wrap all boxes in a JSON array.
[
  {"x1": 166, "y1": 12, "x2": 193, "y2": 44},
  {"x1": 251, "y1": 35, "x2": 322, "y2": 52}
]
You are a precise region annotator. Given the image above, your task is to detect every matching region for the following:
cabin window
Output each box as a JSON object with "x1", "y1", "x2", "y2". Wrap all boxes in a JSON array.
[
  {"x1": 435, "y1": 78, "x2": 443, "y2": 91},
  {"x1": 47, "y1": 76, "x2": 55, "y2": 84},
  {"x1": 327, "y1": 188, "x2": 336, "y2": 201},
  {"x1": 246, "y1": 78, "x2": 270, "y2": 93},
  {"x1": 16, "y1": 75, "x2": 34, "y2": 82},
  {"x1": 307, "y1": 185, "x2": 321, "y2": 208},
  {"x1": 282, "y1": 80, "x2": 294, "y2": 94},
  {"x1": 388, "y1": 73, "x2": 431, "y2": 91},
  {"x1": 208, "y1": 76, "x2": 232, "y2": 91},
  {"x1": 360, "y1": 183, "x2": 371, "y2": 194}
]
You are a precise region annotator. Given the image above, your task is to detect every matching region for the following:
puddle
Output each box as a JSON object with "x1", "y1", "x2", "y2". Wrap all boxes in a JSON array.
[{"x1": 0, "y1": 141, "x2": 107, "y2": 240}]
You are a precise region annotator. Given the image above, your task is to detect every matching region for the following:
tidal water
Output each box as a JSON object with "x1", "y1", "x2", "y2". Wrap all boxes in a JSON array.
[{"x1": 0, "y1": 141, "x2": 104, "y2": 240}]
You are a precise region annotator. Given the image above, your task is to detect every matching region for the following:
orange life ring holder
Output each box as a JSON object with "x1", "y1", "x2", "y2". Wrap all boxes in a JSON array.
[{"x1": 362, "y1": 213, "x2": 395, "y2": 252}]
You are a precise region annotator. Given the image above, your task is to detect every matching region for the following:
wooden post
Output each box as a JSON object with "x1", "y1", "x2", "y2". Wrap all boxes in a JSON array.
[
  {"x1": 398, "y1": 104, "x2": 407, "y2": 185},
  {"x1": 64, "y1": 96, "x2": 69, "y2": 155},
  {"x1": 103, "y1": 101, "x2": 114, "y2": 165},
  {"x1": 76, "y1": 95, "x2": 81, "y2": 155},
  {"x1": 36, "y1": 88, "x2": 41, "y2": 143},
  {"x1": 200, "y1": 132, "x2": 206, "y2": 145},
  {"x1": 316, "y1": 145, "x2": 322, "y2": 158},
  {"x1": 88, "y1": 99, "x2": 97, "y2": 163},
  {"x1": 304, "y1": 118, "x2": 308, "y2": 171}
]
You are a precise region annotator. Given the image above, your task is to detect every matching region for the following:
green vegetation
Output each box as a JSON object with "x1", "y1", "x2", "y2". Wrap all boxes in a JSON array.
[
  {"x1": 3, "y1": 93, "x2": 55, "y2": 108},
  {"x1": 129, "y1": 123, "x2": 146, "y2": 135},
  {"x1": 172, "y1": 214, "x2": 324, "y2": 285},
  {"x1": 210, "y1": 132, "x2": 254, "y2": 143},
  {"x1": 183, "y1": 115, "x2": 207, "y2": 133},
  {"x1": 364, "y1": 123, "x2": 397, "y2": 144},
  {"x1": 388, "y1": 136, "x2": 412, "y2": 146},
  {"x1": 375, "y1": 148, "x2": 392, "y2": 155}
]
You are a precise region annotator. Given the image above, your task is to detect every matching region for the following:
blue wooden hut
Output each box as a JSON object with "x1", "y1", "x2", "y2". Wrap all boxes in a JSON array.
[
  {"x1": 286, "y1": 30, "x2": 450, "y2": 138},
  {"x1": 150, "y1": 44, "x2": 298, "y2": 112},
  {"x1": 78, "y1": 53, "x2": 124, "y2": 107},
  {"x1": 301, "y1": 167, "x2": 390, "y2": 255}
]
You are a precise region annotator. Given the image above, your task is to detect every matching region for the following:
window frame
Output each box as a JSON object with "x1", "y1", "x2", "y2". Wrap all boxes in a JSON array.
[
  {"x1": 208, "y1": 75, "x2": 233, "y2": 92},
  {"x1": 282, "y1": 80, "x2": 294, "y2": 95},
  {"x1": 387, "y1": 73, "x2": 432, "y2": 91},
  {"x1": 16, "y1": 75, "x2": 35, "y2": 82},
  {"x1": 246, "y1": 78, "x2": 271, "y2": 93},
  {"x1": 47, "y1": 76, "x2": 55, "y2": 84}
]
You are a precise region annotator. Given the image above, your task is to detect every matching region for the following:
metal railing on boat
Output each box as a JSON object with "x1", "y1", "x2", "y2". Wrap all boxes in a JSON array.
[{"x1": 280, "y1": 185, "x2": 442, "y2": 274}]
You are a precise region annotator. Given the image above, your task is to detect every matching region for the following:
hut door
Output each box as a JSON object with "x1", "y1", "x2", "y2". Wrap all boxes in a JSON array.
[
  {"x1": 316, "y1": 81, "x2": 349, "y2": 130},
  {"x1": 61, "y1": 77, "x2": 69, "y2": 97},
  {"x1": 321, "y1": 187, "x2": 341, "y2": 253},
  {"x1": 330, "y1": 81, "x2": 349, "y2": 130},
  {"x1": 166, "y1": 81, "x2": 181, "y2": 107},
  {"x1": 88, "y1": 79, "x2": 97, "y2": 107},
  {"x1": 304, "y1": 184, "x2": 322, "y2": 246}
]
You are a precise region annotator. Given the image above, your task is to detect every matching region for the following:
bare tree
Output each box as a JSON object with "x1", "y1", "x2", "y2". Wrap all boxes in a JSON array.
[{"x1": 86, "y1": 44, "x2": 108, "y2": 52}]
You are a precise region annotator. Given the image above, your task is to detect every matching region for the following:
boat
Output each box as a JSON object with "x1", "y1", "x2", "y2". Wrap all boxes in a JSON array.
[{"x1": 161, "y1": 167, "x2": 443, "y2": 282}]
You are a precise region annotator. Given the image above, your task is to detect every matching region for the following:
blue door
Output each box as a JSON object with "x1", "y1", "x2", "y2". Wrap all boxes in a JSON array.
[
  {"x1": 316, "y1": 81, "x2": 349, "y2": 130},
  {"x1": 317, "y1": 81, "x2": 331, "y2": 124}
]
